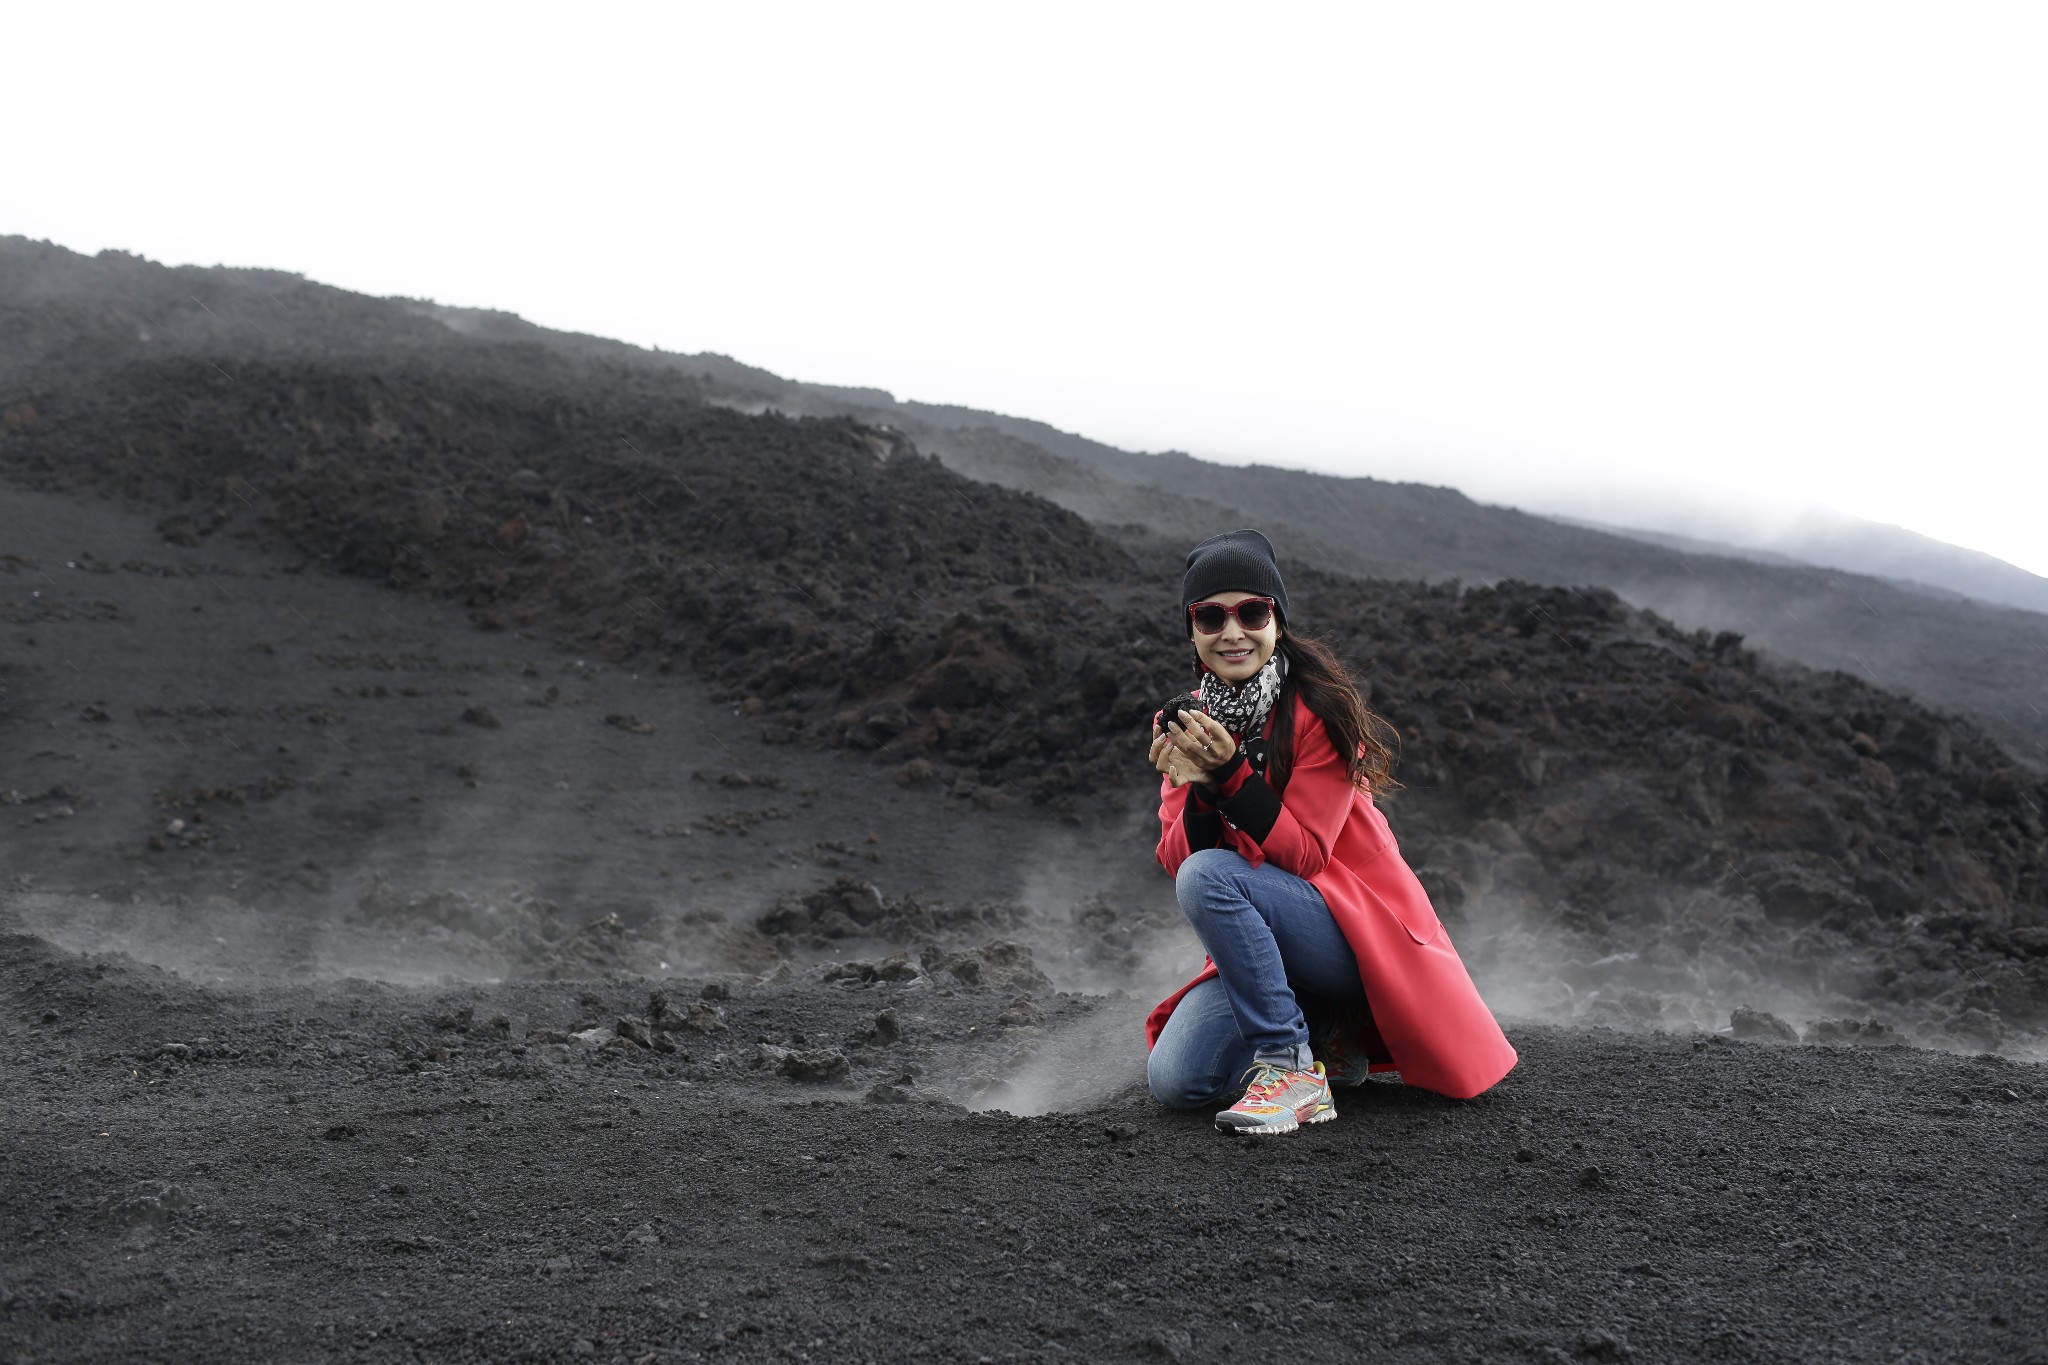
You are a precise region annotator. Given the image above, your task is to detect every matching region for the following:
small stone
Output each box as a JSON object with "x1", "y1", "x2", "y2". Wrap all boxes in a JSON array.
[
  {"x1": 1729, "y1": 1006, "x2": 1798, "y2": 1042},
  {"x1": 681, "y1": 1003, "x2": 725, "y2": 1034},
  {"x1": 1143, "y1": 1327, "x2": 1193, "y2": 1362},
  {"x1": 996, "y1": 995, "x2": 1044, "y2": 1027},
  {"x1": 461, "y1": 706, "x2": 502, "y2": 729},
  {"x1": 1515, "y1": 1146, "x2": 1536, "y2": 1163},
  {"x1": 614, "y1": 1017, "x2": 653, "y2": 1048},
  {"x1": 874, "y1": 951, "x2": 922, "y2": 983},
  {"x1": 1104, "y1": 1123, "x2": 1139, "y2": 1142},
  {"x1": 1576, "y1": 1328, "x2": 1632, "y2": 1360}
]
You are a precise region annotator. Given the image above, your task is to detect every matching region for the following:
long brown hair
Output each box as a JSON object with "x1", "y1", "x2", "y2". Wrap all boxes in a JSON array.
[{"x1": 1266, "y1": 630, "x2": 1402, "y2": 796}]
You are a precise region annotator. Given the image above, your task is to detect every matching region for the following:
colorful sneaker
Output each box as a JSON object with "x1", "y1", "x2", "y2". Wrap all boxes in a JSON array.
[
  {"x1": 1311, "y1": 1006, "x2": 1381, "y2": 1088},
  {"x1": 1214, "y1": 1059, "x2": 1336, "y2": 1136}
]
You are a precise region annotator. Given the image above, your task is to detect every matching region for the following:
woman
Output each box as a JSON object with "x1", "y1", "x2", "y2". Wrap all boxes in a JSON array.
[{"x1": 1145, "y1": 528, "x2": 1517, "y2": 1135}]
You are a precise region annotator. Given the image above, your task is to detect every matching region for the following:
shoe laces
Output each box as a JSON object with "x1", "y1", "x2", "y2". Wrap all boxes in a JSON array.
[{"x1": 1237, "y1": 1059, "x2": 1304, "y2": 1102}]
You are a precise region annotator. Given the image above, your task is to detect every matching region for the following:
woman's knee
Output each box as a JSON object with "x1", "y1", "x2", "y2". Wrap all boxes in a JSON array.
[
  {"x1": 1175, "y1": 847, "x2": 1244, "y2": 910},
  {"x1": 1147, "y1": 1046, "x2": 1225, "y2": 1110}
]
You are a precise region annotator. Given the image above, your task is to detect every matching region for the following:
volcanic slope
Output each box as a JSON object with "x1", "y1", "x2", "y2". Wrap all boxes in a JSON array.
[
  {"x1": 4, "y1": 233, "x2": 2045, "y2": 773},
  {"x1": 2, "y1": 296, "x2": 2043, "y2": 1053}
]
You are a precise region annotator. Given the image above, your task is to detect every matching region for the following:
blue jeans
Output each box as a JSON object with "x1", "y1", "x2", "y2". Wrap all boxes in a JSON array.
[{"x1": 1147, "y1": 847, "x2": 1366, "y2": 1110}]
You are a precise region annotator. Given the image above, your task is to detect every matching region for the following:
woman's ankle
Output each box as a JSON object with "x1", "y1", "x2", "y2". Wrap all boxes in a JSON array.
[{"x1": 1252, "y1": 1041, "x2": 1314, "y2": 1072}]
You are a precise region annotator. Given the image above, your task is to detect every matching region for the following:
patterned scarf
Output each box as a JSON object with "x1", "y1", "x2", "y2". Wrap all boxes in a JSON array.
[{"x1": 1198, "y1": 652, "x2": 1285, "y2": 739}]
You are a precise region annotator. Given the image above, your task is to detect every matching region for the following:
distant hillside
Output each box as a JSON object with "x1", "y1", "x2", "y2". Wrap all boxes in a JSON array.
[
  {"x1": 1550, "y1": 507, "x2": 2048, "y2": 616},
  {"x1": 664, "y1": 369, "x2": 2048, "y2": 774}
]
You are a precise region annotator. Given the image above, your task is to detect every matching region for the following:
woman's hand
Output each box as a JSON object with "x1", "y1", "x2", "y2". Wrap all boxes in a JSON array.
[
  {"x1": 1150, "y1": 709, "x2": 1238, "y2": 788},
  {"x1": 1149, "y1": 725, "x2": 1201, "y2": 788}
]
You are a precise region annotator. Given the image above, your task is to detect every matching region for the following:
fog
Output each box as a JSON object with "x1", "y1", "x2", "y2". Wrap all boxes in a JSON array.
[{"x1": 7, "y1": 4, "x2": 2045, "y2": 578}]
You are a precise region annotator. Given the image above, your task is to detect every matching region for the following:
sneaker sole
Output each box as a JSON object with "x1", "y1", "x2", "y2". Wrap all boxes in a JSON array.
[{"x1": 1216, "y1": 1103, "x2": 1337, "y2": 1136}]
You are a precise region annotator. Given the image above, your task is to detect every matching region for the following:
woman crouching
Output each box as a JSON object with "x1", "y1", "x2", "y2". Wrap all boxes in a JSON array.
[{"x1": 1145, "y1": 529, "x2": 1517, "y2": 1135}]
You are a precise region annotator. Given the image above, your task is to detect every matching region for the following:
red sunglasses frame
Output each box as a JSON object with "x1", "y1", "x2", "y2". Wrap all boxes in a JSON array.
[{"x1": 1188, "y1": 596, "x2": 1277, "y2": 634}]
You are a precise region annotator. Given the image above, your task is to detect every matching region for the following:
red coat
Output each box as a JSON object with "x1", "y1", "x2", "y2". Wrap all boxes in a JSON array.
[{"x1": 1146, "y1": 701, "x2": 1518, "y2": 1100}]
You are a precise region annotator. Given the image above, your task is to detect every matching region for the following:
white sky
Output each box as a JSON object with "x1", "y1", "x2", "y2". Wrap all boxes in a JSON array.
[{"x1": 7, "y1": 2, "x2": 2046, "y2": 575}]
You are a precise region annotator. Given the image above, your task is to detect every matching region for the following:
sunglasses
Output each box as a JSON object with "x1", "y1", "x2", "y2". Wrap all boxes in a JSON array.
[{"x1": 1189, "y1": 596, "x2": 1277, "y2": 634}]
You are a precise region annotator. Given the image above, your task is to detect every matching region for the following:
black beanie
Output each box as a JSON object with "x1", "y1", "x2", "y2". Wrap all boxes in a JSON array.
[{"x1": 1181, "y1": 528, "x2": 1289, "y2": 638}]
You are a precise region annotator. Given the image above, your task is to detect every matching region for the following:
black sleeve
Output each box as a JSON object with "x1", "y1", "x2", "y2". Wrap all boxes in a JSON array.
[
  {"x1": 1180, "y1": 784, "x2": 1223, "y2": 850},
  {"x1": 1215, "y1": 766, "x2": 1284, "y2": 843}
]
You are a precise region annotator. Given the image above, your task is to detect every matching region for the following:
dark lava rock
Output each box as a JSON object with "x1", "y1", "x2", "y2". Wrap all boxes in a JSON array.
[
  {"x1": 1140, "y1": 1326, "x2": 1194, "y2": 1360},
  {"x1": 871, "y1": 1010, "x2": 901, "y2": 1046},
  {"x1": 923, "y1": 941, "x2": 1052, "y2": 994},
  {"x1": 680, "y1": 1003, "x2": 725, "y2": 1034},
  {"x1": 996, "y1": 995, "x2": 1045, "y2": 1027},
  {"x1": 461, "y1": 705, "x2": 502, "y2": 729},
  {"x1": 820, "y1": 949, "x2": 925, "y2": 987},
  {"x1": 777, "y1": 1049, "x2": 850, "y2": 1084},
  {"x1": 1729, "y1": 1006, "x2": 1799, "y2": 1042},
  {"x1": 614, "y1": 1016, "x2": 653, "y2": 1048},
  {"x1": 760, "y1": 878, "x2": 889, "y2": 938},
  {"x1": 760, "y1": 878, "x2": 1033, "y2": 950},
  {"x1": 1575, "y1": 1328, "x2": 1633, "y2": 1360},
  {"x1": 1804, "y1": 1017, "x2": 1909, "y2": 1047},
  {"x1": 874, "y1": 951, "x2": 923, "y2": 983}
]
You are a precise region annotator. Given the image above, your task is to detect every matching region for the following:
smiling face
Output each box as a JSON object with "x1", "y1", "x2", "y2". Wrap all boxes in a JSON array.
[{"x1": 1190, "y1": 590, "x2": 1282, "y2": 685}]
